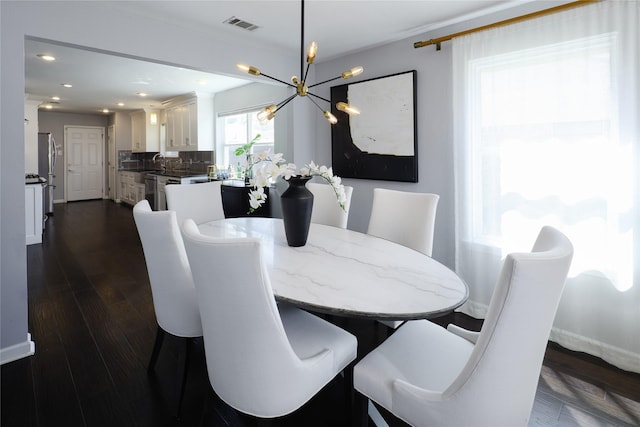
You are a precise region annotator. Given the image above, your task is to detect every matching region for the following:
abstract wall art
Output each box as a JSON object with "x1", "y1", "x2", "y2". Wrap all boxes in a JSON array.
[{"x1": 331, "y1": 70, "x2": 417, "y2": 182}]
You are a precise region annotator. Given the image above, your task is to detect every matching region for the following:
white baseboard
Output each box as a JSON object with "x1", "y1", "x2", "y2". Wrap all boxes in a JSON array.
[
  {"x1": 549, "y1": 328, "x2": 640, "y2": 373},
  {"x1": 0, "y1": 333, "x2": 35, "y2": 365},
  {"x1": 457, "y1": 301, "x2": 640, "y2": 374}
]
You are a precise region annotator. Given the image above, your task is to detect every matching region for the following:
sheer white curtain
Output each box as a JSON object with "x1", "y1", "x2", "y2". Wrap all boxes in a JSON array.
[{"x1": 453, "y1": 1, "x2": 639, "y2": 373}]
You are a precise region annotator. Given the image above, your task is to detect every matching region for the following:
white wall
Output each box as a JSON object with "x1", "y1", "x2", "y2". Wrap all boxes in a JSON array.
[{"x1": 0, "y1": 0, "x2": 299, "y2": 363}]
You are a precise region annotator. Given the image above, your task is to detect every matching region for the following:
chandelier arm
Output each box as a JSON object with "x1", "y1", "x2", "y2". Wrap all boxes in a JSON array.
[
  {"x1": 307, "y1": 91, "x2": 331, "y2": 104},
  {"x1": 277, "y1": 93, "x2": 298, "y2": 107},
  {"x1": 303, "y1": 62, "x2": 312, "y2": 85},
  {"x1": 260, "y1": 72, "x2": 298, "y2": 88},
  {"x1": 307, "y1": 96, "x2": 327, "y2": 113},
  {"x1": 308, "y1": 75, "x2": 342, "y2": 88},
  {"x1": 276, "y1": 94, "x2": 298, "y2": 112}
]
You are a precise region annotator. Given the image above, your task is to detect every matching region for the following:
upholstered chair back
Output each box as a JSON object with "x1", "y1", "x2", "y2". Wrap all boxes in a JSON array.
[
  {"x1": 367, "y1": 188, "x2": 439, "y2": 256},
  {"x1": 308, "y1": 182, "x2": 354, "y2": 229},
  {"x1": 132, "y1": 200, "x2": 202, "y2": 338},
  {"x1": 182, "y1": 219, "x2": 355, "y2": 418},
  {"x1": 165, "y1": 180, "x2": 225, "y2": 227}
]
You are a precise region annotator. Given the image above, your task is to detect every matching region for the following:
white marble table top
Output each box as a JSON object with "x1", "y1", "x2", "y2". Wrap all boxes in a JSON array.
[{"x1": 198, "y1": 217, "x2": 468, "y2": 320}]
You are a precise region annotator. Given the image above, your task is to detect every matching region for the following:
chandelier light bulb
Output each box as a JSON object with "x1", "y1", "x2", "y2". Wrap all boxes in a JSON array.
[
  {"x1": 307, "y1": 41, "x2": 318, "y2": 64},
  {"x1": 336, "y1": 102, "x2": 360, "y2": 115},
  {"x1": 237, "y1": 63, "x2": 261, "y2": 76},
  {"x1": 323, "y1": 110, "x2": 338, "y2": 124},
  {"x1": 258, "y1": 104, "x2": 277, "y2": 122},
  {"x1": 341, "y1": 66, "x2": 364, "y2": 79}
]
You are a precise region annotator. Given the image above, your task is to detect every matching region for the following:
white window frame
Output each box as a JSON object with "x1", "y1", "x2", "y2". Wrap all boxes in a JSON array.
[{"x1": 216, "y1": 109, "x2": 275, "y2": 171}]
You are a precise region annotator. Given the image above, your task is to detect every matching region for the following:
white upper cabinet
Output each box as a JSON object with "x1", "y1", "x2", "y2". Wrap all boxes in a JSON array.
[
  {"x1": 131, "y1": 109, "x2": 160, "y2": 152},
  {"x1": 163, "y1": 92, "x2": 213, "y2": 151}
]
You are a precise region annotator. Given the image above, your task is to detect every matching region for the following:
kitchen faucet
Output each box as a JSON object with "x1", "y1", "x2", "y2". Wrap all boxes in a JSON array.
[{"x1": 152, "y1": 153, "x2": 166, "y2": 171}]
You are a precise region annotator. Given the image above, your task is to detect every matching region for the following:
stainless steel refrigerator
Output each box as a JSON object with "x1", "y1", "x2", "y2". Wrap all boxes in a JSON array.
[{"x1": 38, "y1": 132, "x2": 59, "y2": 215}]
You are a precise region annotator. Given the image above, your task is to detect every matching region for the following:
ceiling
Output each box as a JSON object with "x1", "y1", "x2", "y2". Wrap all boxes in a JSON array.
[{"x1": 25, "y1": 0, "x2": 542, "y2": 115}]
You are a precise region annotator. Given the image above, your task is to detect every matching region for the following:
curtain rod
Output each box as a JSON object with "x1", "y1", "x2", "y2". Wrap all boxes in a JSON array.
[{"x1": 414, "y1": 0, "x2": 598, "y2": 50}]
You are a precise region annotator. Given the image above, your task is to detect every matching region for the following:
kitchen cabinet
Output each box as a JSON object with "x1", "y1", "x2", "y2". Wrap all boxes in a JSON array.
[
  {"x1": 25, "y1": 183, "x2": 44, "y2": 245},
  {"x1": 164, "y1": 93, "x2": 213, "y2": 151},
  {"x1": 119, "y1": 171, "x2": 146, "y2": 205},
  {"x1": 156, "y1": 176, "x2": 172, "y2": 211},
  {"x1": 131, "y1": 109, "x2": 160, "y2": 152},
  {"x1": 119, "y1": 171, "x2": 134, "y2": 205},
  {"x1": 135, "y1": 183, "x2": 145, "y2": 205}
]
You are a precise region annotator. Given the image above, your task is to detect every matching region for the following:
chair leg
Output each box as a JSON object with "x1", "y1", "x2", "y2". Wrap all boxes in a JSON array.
[
  {"x1": 353, "y1": 391, "x2": 369, "y2": 427},
  {"x1": 147, "y1": 326, "x2": 165, "y2": 373},
  {"x1": 176, "y1": 337, "x2": 193, "y2": 419},
  {"x1": 198, "y1": 383, "x2": 213, "y2": 427},
  {"x1": 343, "y1": 363, "x2": 355, "y2": 423}
]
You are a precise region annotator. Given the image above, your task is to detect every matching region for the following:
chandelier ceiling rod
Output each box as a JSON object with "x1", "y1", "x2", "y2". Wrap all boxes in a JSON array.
[{"x1": 300, "y1": 0, "x2": 305, "y2": 80}]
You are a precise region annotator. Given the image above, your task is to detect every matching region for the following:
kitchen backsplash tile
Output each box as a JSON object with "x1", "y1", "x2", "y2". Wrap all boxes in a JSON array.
[{"x1": 118, "y1": 150, "x2": 213, "y2": 174}]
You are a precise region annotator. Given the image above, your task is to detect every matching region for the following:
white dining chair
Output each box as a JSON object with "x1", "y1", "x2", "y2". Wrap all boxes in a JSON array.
[
  {"x1": 353, "y1": 226, "x2": 573, "y2": 427},
  {"x1": 132, "y1": 200, "x2": 202, "y2": 418},
  {"x1": 367, "y1": 188, "x2": 439, "y2": 256},
  {"x1": 181, "y1": 219, "x2": 358, "y2": 423},
  {"x1": 367, "y1": 188, "x2": 439, "y2": 329},
  {"x1": 165, "y1": 180, "x2": 225, "y2": 227},
  {"x1": 308, "y1": 182, "x2": 354, "y2": 229}
]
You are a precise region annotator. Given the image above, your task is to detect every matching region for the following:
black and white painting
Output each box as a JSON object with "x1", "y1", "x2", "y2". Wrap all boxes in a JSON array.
[{"x1": 331, "y1": 70, "x2": 417, "y2": 182}]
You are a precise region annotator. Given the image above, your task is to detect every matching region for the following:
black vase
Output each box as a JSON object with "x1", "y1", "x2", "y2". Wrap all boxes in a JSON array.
[{"x1": 280, "y1": 175, "x2": 314, "y2": 247}]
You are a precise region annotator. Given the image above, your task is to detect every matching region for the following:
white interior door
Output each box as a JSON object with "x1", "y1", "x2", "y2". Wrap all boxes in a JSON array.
[
  {"x1": 108, "y1": 125, "x2": 116, "y2": 201},
  {"x1": 66, "y1": 126, "x2": 104, "y2": 202}
]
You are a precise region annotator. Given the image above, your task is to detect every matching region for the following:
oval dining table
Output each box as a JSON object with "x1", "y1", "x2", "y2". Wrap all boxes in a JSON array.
[{"x1": 197, "y1": 217, "x2": 469, "y2": 321}]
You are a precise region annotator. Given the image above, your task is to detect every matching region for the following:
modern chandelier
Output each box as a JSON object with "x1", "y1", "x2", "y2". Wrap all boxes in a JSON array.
[{"x1": 236, "y1": 0, "x2": 363, "y2": 124}]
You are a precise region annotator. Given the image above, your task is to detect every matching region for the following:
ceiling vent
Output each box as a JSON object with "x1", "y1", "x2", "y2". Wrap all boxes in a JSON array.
[{"x1": 223, "y1": 16, "x2": 259, "y2": 31}]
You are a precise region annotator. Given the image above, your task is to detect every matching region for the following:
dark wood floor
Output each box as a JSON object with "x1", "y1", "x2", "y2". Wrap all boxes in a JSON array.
[{"x1": 2, "y1": 200, "x2": 640, "y2": 427}]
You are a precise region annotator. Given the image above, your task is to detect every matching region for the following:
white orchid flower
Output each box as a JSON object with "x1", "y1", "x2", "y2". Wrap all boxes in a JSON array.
[
  {"x1": 256, "y1": 150, "x2": 271, "y2": 161},
  {"x1": 246, "y1": 153, "x2": 346, "y2": 213},
  {"x1": 271, "y1": 152, "x2": 285, "y2": 164}
]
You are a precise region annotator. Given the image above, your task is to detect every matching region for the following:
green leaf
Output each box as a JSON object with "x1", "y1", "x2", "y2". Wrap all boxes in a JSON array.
[{"x1": 235, "y1": 133, "x2": 262, "y2": 156}]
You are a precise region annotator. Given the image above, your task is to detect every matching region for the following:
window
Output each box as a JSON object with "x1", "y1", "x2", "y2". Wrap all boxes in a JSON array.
[
  {"x1": 217, "y1": 110, "x2": 274, "y2": 170},
  {"x1": 467, "y1": 35, "x2": 634, "y2": 289}
]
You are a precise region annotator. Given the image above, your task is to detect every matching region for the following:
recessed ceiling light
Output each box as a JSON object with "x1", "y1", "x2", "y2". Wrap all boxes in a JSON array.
[
  {"x1": 44, "y1": 104, "x2": 53, "y2": 109},
  {"x1": 102, "y1": 109, "x2": 110, "y2": 113},
  {"x1": 117, "y1": 102, "x2": 125, "y2": 107},
  {"x1": 137, "y1": 92, "x2": 148, "y2": 97},
  {"x1": 37, "y1": 54, "x2": 56, "y2": 61},
  {"x1": 51, "y1": 96, "x2": 60, "y2": 101},
  {"x1": 62, "y1": 83, "x2": 73, "y2": 88}
]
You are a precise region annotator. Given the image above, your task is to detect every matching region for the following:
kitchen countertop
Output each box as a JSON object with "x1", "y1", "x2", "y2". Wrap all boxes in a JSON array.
[
  {"x1": 119, "y1": 169, "x2": 209, "y2": 179},
  {"x1": 25, "y1": 174, "x2": 47, "y2": 185},
  {"x1": 149, "y1": 170, "x2": 209, "y2": 178}
]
